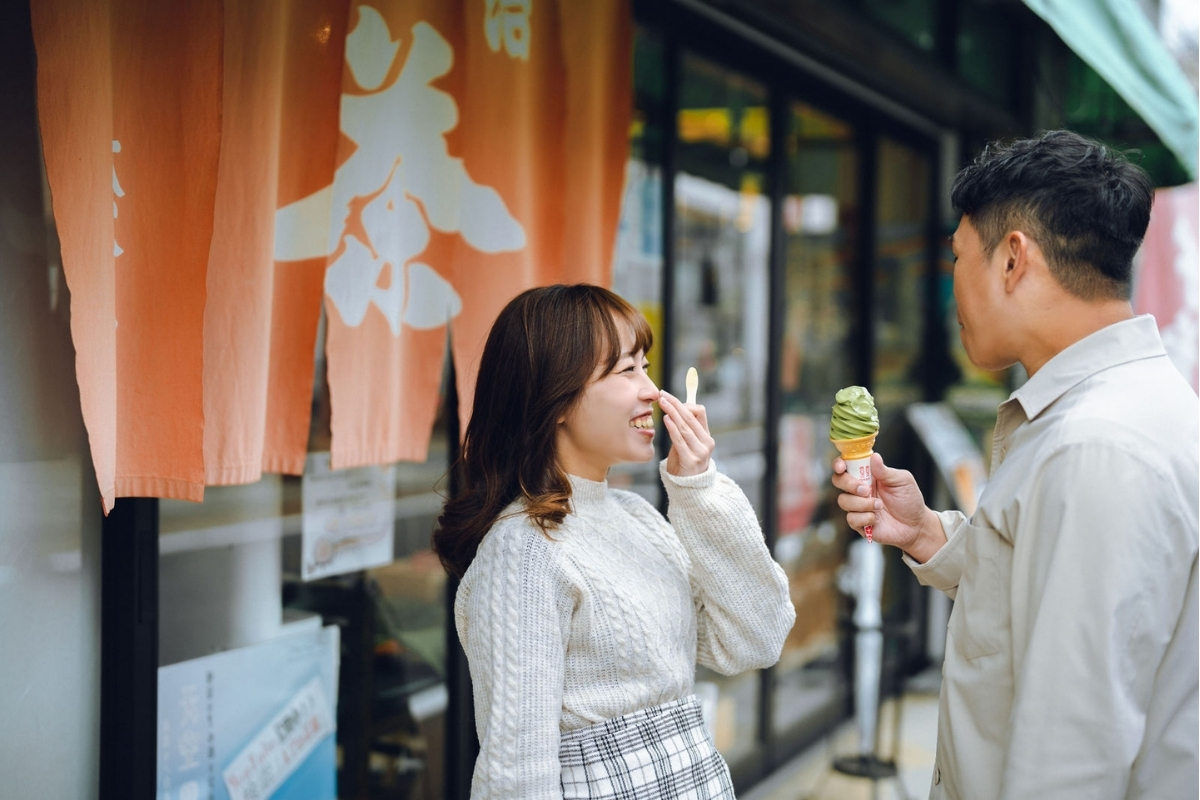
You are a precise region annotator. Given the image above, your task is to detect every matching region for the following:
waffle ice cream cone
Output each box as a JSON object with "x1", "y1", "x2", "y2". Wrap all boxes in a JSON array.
[
  {"x1": 832, "y1": 435, "x2": 878, "y2": 542},
  {"x1": 830, "y1": 386, "x2": 880, "y2": 542},
  {"x1": 830, "y1": 433, "x2": 878, "y2": 462}
]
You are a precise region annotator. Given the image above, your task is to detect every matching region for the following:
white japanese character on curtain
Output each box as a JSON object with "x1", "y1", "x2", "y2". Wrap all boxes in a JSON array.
[
  {"x1": 274, "y1": 6, "x2": 526, "y2": 335},
  {"x1": 484, "y1": 0, "x2": 531, "y2": 60}
]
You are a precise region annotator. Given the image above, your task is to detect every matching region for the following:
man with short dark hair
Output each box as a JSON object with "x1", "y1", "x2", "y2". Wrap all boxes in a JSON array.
[{"x1": 833, "y1": 130, "x2": 1198, "y2": 799}]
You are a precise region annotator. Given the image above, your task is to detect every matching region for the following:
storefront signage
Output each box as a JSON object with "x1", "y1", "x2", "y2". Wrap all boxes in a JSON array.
[
  {"x1": 301, "y1": 452, "x2": 395, "y2": 581},
  {"x1": 157, "y1": 624, "x2": 340, "y2": 800},
  {"x1": 222, "y1": 678, "x2": 335, "y2": 800}
]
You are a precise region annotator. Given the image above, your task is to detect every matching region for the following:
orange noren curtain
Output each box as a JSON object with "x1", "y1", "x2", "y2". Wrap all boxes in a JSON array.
[{"x1": 31, "y1": 0, "x2": 632, "y2": 508}]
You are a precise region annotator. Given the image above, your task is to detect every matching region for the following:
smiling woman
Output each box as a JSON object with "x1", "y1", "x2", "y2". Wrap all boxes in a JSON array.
[
  {"x1": 432, "y1": 283, "x2": 795, "y2": 800},
  {"x1": 554, "y1": 328, "x2": 660, "y2": 481}
]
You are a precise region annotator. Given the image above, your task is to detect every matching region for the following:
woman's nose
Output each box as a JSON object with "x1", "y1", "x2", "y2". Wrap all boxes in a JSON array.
[{"x1": 639, "y1": 376, "x2": 660, "y2": 400}]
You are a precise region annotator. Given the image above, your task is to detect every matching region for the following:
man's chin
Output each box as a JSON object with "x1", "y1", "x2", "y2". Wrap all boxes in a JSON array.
[{"x1": 964, "y1": 348, "x2": 1018, "y2": 373}]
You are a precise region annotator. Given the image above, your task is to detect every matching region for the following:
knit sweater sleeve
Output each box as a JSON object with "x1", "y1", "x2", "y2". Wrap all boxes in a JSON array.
[
  {"x1": 454, "y1": 515, "x2": 573, "y2": 799},
  {"x1": 657, "y1": 460, "x2": 795, "y2": 674}
]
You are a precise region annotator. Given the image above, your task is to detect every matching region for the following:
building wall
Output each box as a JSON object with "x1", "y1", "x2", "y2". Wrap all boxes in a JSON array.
[{"x1": 0, "y1": 4, "x2": 103, "y2": 797}]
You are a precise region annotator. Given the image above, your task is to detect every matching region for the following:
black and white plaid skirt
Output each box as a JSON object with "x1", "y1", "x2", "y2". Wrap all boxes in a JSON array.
[{"x1": 558, "y1": 695, "x2": 736, "y2": 800}]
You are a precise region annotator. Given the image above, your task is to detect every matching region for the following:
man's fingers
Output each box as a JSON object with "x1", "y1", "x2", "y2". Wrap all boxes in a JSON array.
[
  {"x1": 831, "y1": 467, "x2": 873, "y2": 496},
  {"x1": 831, "y1": 470, "x2": 860, "y2": 493},
  {"x1": 846, "y1": 510, "x2": 876, "y2": 532},
  {"x1": 871, "y1": 452, "x2": 910, "y2": 487},
  {"x1": 837, "y1": 492, "x2": 878, "y2": 514}
]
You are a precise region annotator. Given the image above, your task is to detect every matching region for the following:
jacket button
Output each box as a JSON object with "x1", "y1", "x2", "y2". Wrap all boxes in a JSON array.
[{"x1": 933, "y1": 766, "x2": 941, "y2": 785}]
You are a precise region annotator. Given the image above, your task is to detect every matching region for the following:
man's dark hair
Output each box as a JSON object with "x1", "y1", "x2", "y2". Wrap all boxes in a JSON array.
[{"x1": 950, "y1": 129, "x2": 1153, "y2": 300}]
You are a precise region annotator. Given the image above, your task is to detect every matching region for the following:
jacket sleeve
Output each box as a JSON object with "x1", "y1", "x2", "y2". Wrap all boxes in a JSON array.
[
  {"x1": 997, "y1": 442, "x2": 1195, "y2": 800},
  {"x1": 903, "y1": 509, "x2": 970, "y2": 600},
  {"x1": 454, "y1": 519, "x2": 573, "y2": 799},
  {"x1": 658, "y1": 459, "x2": 796, "y2": 675}
]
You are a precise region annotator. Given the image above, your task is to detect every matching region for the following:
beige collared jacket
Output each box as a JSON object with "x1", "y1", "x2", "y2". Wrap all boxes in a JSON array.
[{"x1": 906, "y1": 316, "x2": 1198, "y2": 800}]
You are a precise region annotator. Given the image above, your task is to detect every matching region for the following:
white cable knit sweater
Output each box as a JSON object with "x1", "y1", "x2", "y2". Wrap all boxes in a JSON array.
[{"x1": 454, "y1": 460, "x2": 796, "y2": 799}]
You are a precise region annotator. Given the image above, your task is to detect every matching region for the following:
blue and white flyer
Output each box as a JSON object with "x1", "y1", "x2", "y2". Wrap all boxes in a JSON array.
[{"x1": 157, "y1": 625, "x2": 340, "y2": 800}]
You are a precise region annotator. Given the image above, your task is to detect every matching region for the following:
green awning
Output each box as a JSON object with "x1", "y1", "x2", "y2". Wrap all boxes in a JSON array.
[{"x1": 1023, "y1": 0, "x2": 1198, "y2": 179}]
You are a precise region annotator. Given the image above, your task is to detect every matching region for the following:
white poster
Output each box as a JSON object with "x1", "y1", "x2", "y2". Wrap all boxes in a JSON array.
[{"x1": 301, "y1": 452, "x2": 395, "y2": 580}]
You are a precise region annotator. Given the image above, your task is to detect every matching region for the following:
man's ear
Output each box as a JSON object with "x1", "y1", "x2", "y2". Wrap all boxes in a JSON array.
[{"x1": 1001, "y1": 231, "x2": 1033, "y2": 293}]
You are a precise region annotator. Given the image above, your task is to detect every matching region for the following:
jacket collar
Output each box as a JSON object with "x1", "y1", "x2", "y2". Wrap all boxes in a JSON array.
[{"x1": 1009, "y1": 315, "x2": 1167, "y2": 420}]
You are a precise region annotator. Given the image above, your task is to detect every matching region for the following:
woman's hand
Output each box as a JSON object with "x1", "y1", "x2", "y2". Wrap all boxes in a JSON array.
[{"x1": 660, "y1": 391, "x2": 715, "y2": 477}]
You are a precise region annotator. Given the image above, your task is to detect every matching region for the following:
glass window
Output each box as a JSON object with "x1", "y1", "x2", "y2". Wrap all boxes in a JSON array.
[
  {"x1": 610, "y1": 26, "x2": 667, "y2": 503},
  {"x1": 772, "y1": 101, "x2": 860, "y2": 739},
  {"x1": 873, "y1": 137, "x2": 934, "y2": 649},
  {"x1": 873, "y1": 137, "x2": 931, "y2": 436},
  {"x1": 675, "y1": 49, "x2": 771, "y2": 772},
  {"x1": 159, "y1": 309, "x2": 453, "y2": 798}
]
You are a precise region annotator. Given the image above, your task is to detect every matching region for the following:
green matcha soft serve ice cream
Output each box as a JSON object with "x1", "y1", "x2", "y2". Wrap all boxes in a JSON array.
[{"x1": 830, "y1": 386, "x2": 879, "y2": 441}]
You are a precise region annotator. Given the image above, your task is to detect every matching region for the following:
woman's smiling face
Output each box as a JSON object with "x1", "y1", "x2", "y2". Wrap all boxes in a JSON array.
[{"x1": 555, "y1": 322, "x2": 661, "y2": 481}]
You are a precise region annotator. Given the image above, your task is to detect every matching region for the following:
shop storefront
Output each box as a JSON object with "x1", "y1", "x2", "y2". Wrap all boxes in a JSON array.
[{"x1": 2, "y1": 1, "x2": 1192, "y2": 799}]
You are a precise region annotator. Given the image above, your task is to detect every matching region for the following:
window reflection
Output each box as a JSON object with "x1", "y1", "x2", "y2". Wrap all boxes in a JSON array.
[
  {"x1": 873, "y1": 137, "x2": 930, "y2": 434},
  {"x1": 772, "y1": 101, "x2": 859, "y2": 738},
  {"x1": 610, "y1": 27, "x2": 667, "y2": 503},
  {"x1": 675, "y1": 50, "x2": 770, "y2": 771}
]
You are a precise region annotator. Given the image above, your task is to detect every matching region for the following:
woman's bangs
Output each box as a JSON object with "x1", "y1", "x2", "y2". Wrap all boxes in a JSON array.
[{"x1": 602, "y1": 296, "x2": 654, "y2": 369}]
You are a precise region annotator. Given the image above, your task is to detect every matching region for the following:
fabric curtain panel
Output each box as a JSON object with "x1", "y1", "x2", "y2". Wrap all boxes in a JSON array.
[{"x1": 30, "y1": 0, "x2": 632, "y2": 511}]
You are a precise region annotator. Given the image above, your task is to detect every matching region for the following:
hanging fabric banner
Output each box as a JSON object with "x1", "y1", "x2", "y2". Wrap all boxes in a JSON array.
[
  {"x1": 275, "y1": 0, "x2": 632, "y2": 468},
  {"x1": 214, "y1": 0, "x2": 348, "y2": 480},
  {"x1": 261, "y1": 0, "x2": 349, "y2": 477},
  {"x1": 31, "y1": 0, "x2": 224, "y2": 512},
  {"x1": 449, "y1": 0, "x2": 632, "y2": 431},
  {"x1": 33, "y1": 0, "x2": 631, "y2": 507}
]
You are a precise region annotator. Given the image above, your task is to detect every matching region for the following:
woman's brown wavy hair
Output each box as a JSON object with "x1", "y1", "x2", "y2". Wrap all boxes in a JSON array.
[{"x1": 433, "y1": 284, "x2": 653, "y2": 579}]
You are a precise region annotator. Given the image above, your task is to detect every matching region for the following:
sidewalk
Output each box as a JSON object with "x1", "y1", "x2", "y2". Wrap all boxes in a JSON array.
[{"x1": 743, "y1": 671, "x2": 941, "y2": 800}]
